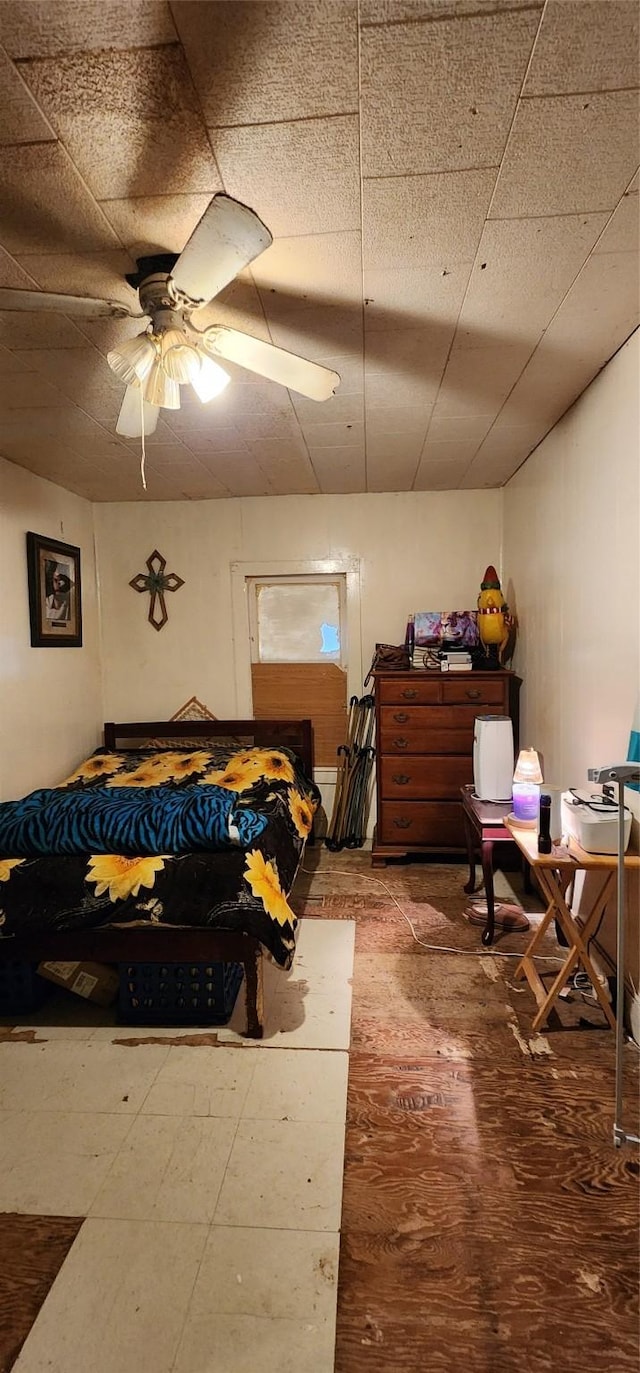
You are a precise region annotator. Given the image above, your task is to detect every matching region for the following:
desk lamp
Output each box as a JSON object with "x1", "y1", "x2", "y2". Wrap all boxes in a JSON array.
[
  {"x1": 511, "y1": 749, "x2": 543, "y2": 826},
  {"x1": 588, "y1": 761, "x2": 640, "y2": 1149}
]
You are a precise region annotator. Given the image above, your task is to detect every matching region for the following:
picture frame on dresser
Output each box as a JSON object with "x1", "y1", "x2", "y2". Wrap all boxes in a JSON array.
[{"x1": 371, "y1": 668, "x2": 521, "y2": 866}]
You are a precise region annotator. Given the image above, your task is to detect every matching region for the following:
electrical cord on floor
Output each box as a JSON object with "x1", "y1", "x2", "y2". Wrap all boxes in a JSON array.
[{"x1": 300, "y1": 865, "x2": 564, "y2": 964}]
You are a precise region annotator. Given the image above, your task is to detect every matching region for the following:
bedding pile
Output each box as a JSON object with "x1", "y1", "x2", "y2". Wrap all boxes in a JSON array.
[{"x1": 0, "y1": 745, "x2": 320, "y2": 968}]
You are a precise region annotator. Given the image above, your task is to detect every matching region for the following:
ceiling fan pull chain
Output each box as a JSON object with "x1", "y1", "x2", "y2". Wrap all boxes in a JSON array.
[{"x1": 139, "y1": 388, "x2": 147, "y2": 492}]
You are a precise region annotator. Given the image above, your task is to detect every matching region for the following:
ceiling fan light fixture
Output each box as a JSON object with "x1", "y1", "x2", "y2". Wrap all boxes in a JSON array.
[
  {"x1": 191, "y1": 352, "x2": 230, "y2": 403},
  {"x1": 107, "y1": 333, "x2": 157, "y2": 387},
  {"x1": 143, "y1": 359, "x2": 180, "y2": 409},
  {"x1": 160, "y1": 328, "x2": 194, "y2": 383}
]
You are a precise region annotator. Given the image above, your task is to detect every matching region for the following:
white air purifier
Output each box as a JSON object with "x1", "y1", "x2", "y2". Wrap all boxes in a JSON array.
[{"x1": 473, "y1": 716, "x2": 514, "y2": 802}]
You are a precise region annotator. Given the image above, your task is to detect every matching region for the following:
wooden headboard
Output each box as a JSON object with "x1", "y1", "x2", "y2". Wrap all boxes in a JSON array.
[{"x1": 103, "y1": 718, "x2": 314, "y2": 782}]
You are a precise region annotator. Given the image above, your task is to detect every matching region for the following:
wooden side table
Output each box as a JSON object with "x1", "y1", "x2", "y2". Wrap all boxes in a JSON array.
[
  {"x1": 460, "y1": 785, "x2": 531, "y2": 946},
  {"x1": 506, "y1": 821, "x2": 640, "y2": 1032}
]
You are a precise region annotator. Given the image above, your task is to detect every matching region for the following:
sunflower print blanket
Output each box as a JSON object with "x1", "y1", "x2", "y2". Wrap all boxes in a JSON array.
[{"x1": 0, "y1": 745, "x2": 320, "y2": 969}]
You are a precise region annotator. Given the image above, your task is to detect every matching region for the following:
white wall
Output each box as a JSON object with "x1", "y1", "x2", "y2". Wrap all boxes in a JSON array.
[
  {"x1": 0, "y1": 457, "x2": 103, "y2": 800},
  {"x1": 503, "y1": 330, "x2": 639, "y2": 982},
  {"x1": 94, "y1": 490, "x2": 503, "y2": 724}
]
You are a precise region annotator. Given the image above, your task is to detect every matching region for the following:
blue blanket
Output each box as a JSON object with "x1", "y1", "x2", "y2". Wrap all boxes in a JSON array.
[{"x1": 0, "y1": 785, "x2": 268, "y2": 857}]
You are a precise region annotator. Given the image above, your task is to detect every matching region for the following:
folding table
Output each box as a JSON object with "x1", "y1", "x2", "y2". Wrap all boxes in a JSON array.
[{"x1": 505, "y1": 820, "x2": 640, "y2": 1032}]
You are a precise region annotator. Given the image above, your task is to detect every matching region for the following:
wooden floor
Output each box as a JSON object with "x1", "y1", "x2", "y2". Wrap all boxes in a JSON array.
[{"x1": 297, "y1": 851, "x2": 640, "y2": 1373}]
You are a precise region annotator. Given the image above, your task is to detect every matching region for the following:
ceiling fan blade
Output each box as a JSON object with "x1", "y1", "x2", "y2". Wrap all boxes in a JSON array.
[
  {"x1": 116, "y1": 386, "x2": 160, "y2": 438},
  {"x1": 171, "y1": 195, "x2": 272, "y2": 306},
  {"x1": 202, "y1": 325, "x2": 340, "y2": 402},
  {"x1": 0, "y1": 287, "x2": 138, "y2": 318}
]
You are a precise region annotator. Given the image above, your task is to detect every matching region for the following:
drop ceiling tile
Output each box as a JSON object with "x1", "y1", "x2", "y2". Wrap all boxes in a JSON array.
[
  {"x1": 523, "y1": 0, "x2": 639, "y2": 97},
  {"x1": 74, "y1": 314, "x2": 152, "y2": 358},
  {"x1": 173, "y1": 0, "x2": 358, "y2": 125},
  {"x1": 365, "y1": 328, "x2": 450, "y2": 410},
  {"x1": 626, "y1": 171, "x2": 639, "y2": 194},
  {"x1": 135, "y1": 442, "x2": 193, "y2": 466},
  {"x1": 195, "y1": 451, "x2": 272, "y2": 497},
  {"x1": 0, "y1": 46, "x2": 55, "y2": 144},
  {"x1": 0, "y1": 370, "x2": 66, "y2": 409},
  {"x1": 248, "y1": 436, "x2": 319, "y2": 495},
  {"x1": 362, "y1": 404, "x2": 431, "y2": 434},
  {"x1": 0, "y1": 245, "x2": 36, "y2": 289},
  {"x1": 431, "y1": 342, "x2": 533, "y2": 419},
  {"x1": 423, "y1": 415, "x2": 495, "y2": 447},
  {"x1": 174, "y1": 427, "x2": 251, "y2": 454},
  {"x1": 460, "y1": 425, "x2": 543, "y2": 486},
  {"x1": 412, "y1": 454, "x2": 473, "y2": 490},
  {"x1": 363, "y1": 264, "x2": 471, "y2": 333},
  {"x1": 290, "y1": 391, "x2": 363, "y2": 426},
  {"x1": 490, "y1": 91, "x2": 640, "y2": 218},
  {"x1": 360, "y1": 8, "x2": 540, "y2": 176},
  {"x1": 0, "y1": 143, "x2": 119, "y2": 255},
  {"x1": 20, "y1": 47, "x2": 220, "y2": 200},
  {"x1": 100, "y1": 194, "x2": 219, "y2": 258},
  {"x1": 363, "y1": 170, "x2": 494, "y2": 271},
  {"x1": 364, "y1": 364, "x2": 443, "y2": 411},
  {"x1": 13, "y1": 345, "x2": 125, "y2": 421},
  {"x1": 306, "y1": 445, "x2": 366, "y2": 493},
  {"x1": 0, "y1": 2, "x2": 177, "y2": 56},
  {"x1": 212, "y1": 117, "x2": 360, "y2": 238},
  {"x1": 254, "y1": 232, "x2": 361, "y2": 302},
  {"x1": 366, "y1": 429, "x2": 425, "y2": 465},
  {"x1": 359, "y1": 0, "x2": 538, "y2": 19},
  {"x1": 495, "y1": 251, "x2": 639, "y2": 429},
  {"x1": 455, "y1": 211, "x2": 609, "y2": 347},
  {"x1": 0, "y1": 310, "x2": 88, "y2": 349},
  {"x1": 593, "y1": 193, "x2": 640, "y2": 255},
  {"x1": 0, "y1": 344, "x2": 34, "y2": 375},
  {"x1": 366, "y1": 447, "x2": 418, "y2": 491},
  {"x1": 300, "y1": 419, "x2": 364, "y2": 449},
  {"x1": 263, "y1": 303, "x2": 363, "y2": 362},
  {"x1": 12, "y1": 251, "x2": 138, "y2": 310}
]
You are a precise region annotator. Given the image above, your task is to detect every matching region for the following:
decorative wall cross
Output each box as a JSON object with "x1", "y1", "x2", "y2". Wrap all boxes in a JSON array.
[{"x1": 129, "y1": 549, "x2": 184, "y2": 631}]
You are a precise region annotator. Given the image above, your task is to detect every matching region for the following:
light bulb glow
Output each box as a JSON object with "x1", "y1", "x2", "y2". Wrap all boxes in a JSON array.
[
  {"x1": 190, "y1": 352, "x2": 230, "y2": 403},
  {"x1": 161, "y1": 329, "x2": 195, "y2": 383}
]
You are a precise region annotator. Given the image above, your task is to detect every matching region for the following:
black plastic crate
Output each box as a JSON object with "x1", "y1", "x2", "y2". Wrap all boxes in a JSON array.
[
  {"x1": 117, "y1": 960, "x2": 244, "y2": 1025},
  {"x1": 0, "y1": 960, "x2": 52, "y2": 1015}
]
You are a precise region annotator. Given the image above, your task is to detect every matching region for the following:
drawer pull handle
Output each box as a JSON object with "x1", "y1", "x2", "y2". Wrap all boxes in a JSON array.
[
  {"x1": 393, "y1": 711, "x2": 409, "y2": 723},
  {"x1": 392, "y1": 773, "x2": 410, "y2": 785},
  {"x1": 393, "y1": 737, "x2": 408, "y2": 749},
  {"x1": 393, "y1": 817, "x2": 412, "y2": 829},
  {"x1": 466, "y1": 688, "x2": 482, "y2": 700},
  {"x1": 402, "y1": 688, "x2": 418, "y2": 699}
]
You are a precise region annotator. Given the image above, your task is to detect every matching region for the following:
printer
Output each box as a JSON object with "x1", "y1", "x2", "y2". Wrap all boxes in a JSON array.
[{"x1": 561, "y1": 789, "x2": 632, "y2": 855}]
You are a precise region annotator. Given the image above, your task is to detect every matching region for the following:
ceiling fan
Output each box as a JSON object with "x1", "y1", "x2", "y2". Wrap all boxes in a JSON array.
[{"x1": 0, "y1": 194, "x2": 341, "y2": 437}]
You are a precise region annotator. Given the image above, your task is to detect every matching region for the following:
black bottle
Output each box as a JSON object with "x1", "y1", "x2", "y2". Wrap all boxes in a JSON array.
[{"x1": 538, "y1": 793, "x2": 552, "y2": 853}]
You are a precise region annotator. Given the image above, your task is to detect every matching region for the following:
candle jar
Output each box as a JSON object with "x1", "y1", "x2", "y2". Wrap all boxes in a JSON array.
[{"x1": 511, "y1": 781, "x2": 541, "y2": 823}]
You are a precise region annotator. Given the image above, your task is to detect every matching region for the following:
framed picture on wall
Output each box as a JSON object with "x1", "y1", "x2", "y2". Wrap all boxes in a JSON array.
[{"x1": 26, "y1": 531, "x2": 83, "y2": 648}]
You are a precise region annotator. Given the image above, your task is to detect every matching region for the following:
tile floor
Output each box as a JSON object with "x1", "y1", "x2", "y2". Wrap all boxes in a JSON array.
[
  {"x1": 1, "y1": 852, "x2": 639, "y2": 1373},
  {"x1": 0, "y1": 920, "x2": 354, "y2": 1373}
]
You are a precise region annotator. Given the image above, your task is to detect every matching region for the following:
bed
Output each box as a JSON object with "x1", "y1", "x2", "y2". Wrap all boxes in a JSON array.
[{"x1": 0, "y1": 718, "x2": 316, "y2": 1037}]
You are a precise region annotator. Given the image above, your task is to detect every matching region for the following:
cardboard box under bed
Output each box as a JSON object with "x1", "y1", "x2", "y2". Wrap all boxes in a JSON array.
[{"x1": 0, "y1": 717, "x2": 314, "y2": 1038}]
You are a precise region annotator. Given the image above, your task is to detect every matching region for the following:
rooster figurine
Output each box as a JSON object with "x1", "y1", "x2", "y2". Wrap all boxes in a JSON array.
[{"x1": 476, "y1": 565, "x2": 515, "y2": 667}]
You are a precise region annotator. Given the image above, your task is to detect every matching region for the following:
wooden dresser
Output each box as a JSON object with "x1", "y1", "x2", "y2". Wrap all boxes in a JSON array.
[{"x1": 372, "y1": 669, "x2": 520, "y2": 865}]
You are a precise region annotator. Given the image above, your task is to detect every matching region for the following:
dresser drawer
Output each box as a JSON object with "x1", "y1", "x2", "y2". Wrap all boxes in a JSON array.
[
  {"x1": 441, "y1": 678, "x2": 507, "y2": 706},
  {"x1": 377, "y1": 677, "x2": 441, "y2": 706},
  {"x1": 379, "y1": 703, "x2": 497, "y2": 754},
  {"x1": 380, "y1": 755, "x2": 472, "y2": 800},
  {"x1": 379, "y1": 801, "x2": 464, "y2": 847}
]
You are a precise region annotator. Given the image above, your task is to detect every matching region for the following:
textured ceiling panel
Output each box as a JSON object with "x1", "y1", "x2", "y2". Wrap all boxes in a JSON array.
[
  {"x1": 523, "y1": 0, "x2": 640, "y2": 97},
  {"x1": 490, "y1": 91, "x2": 640, "y2": 218},
  {"x1": 360, "y1": 8, "x2": 541, "y2": 177},
  {"x1": 0, "y1": 45, "x2": 54, "y2": 144},
  {"x1": 0, "y1": 143, "x2": 119, "y2": 255},
  {"x1": 0, "y1": 1, "x2": 177, "y2": 56},
  {"x1": 211, "y1": 116, "x2": 360, "y2": 238},
  {"x1": 363, "y1": 171, "x2": 494, "y2": 272},
  {"x1": 455, "y1": 212, "x2": 609, "y2": 348},
  {"x1": 19, "y1": 47, "x2": 221, "y2": 200},
  {"x1": 101, "y1": 194, "x2": 219, "y2": 258},
  {"x1": 173, "y1": 0, "x2": 358, "y2": 126},
  {"x1": 0, "y1": 0, "x2": 637, "y2": 499}
]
